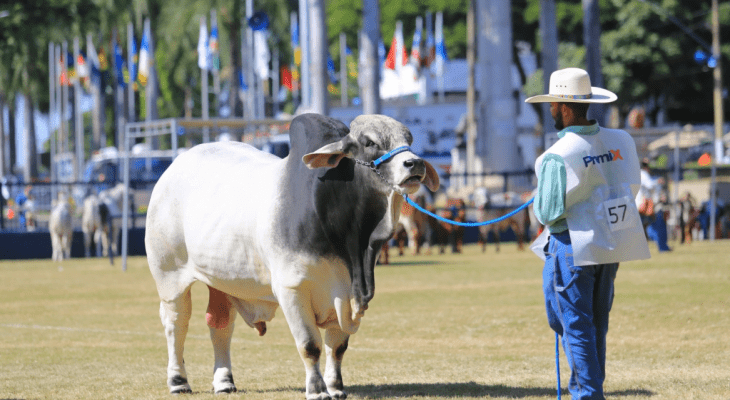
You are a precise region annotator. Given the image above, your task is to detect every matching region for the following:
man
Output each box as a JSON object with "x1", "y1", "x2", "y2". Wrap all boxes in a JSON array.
[{"x1": 526, "y1": 68, "x2": 651, "y2": 400}]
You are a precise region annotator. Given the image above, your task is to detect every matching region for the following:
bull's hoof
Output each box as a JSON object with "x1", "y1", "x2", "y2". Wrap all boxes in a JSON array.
[
  {"x1": 170, "y1": 387, "x2": 193, "y2": 395},
  {"x1": 306, "y1": 393, "x2": 332, "y2": 400},
  {"x1": 213, "y1": 372, "x2": 236, "y2": 394},
  {"x1": 214, "y1": 386, "x2": 237, "y2": 394},
  {"x1": 169, "y1": 375, "x2": 192, "y2": 394}
]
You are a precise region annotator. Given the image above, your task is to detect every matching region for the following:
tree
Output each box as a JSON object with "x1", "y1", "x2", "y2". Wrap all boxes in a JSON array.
[{"x1": 0, "y1": 0, "x2": 101, "y2": 180}]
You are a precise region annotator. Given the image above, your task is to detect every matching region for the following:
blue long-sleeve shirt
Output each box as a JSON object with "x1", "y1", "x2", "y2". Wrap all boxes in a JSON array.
[{"x1": 534, "y1": 123, "x2": 600, "y2": 233}]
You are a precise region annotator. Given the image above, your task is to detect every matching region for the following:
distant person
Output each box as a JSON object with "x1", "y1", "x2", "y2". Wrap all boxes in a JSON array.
[
  {"x1": 698, "y1": 190, "x2": 725, "y2": 240},
  {"x1": 635, "y1": 159, "x2": 661, "y2": 235},
  {"x1": 15, "y1": 185, "x2": 36, "y2": 231},
  {"x1": 678, "y1": 192, "x2": 698, "y2": 244},
  {"x1": 646, "y1": 192, "x2": 671, "y2": 251},
  {"x1": 526, "y1": 68, "x2": 651, "y2": 400}
]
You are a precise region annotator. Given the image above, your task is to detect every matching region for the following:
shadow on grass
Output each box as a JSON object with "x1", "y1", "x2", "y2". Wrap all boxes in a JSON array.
[
  {"x1": 346, "y1": 381, "x2": 655, "y2": 398},
  {"x1": 377, "y1": 260, "x2": 444, "y2": 267},
  {"x1": 189, "y1": 383, "x2": 655, "y2": 398}
]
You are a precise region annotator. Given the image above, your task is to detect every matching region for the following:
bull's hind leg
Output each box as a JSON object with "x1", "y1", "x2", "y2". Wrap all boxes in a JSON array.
[
  {"x1": 323, "y1": 327, "x2": 349, "y2": 399},
  {"x1": 207, "y1": 287, "x2": 238, "y2": 393},
  {"x1": 159, "y1": 288, "x2": 193, "y2": 394}
]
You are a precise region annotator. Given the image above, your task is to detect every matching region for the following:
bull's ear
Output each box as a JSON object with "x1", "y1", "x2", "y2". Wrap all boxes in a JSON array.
[
  {"x1": 422, "y1": 161, "x2": 440, "y2": 192},
  {"x1": 302, "y1": 141, "x2": 351, "y2": 169}
]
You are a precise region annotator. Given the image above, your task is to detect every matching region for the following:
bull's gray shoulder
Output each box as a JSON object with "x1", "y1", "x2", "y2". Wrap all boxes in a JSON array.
[{"x1": 289, "y1": 113, "x2": 349, "y2": 157}]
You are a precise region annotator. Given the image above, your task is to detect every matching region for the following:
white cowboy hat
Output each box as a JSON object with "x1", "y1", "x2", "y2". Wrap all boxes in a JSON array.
[{"x1": 525, "y1": 67, "x2": 617, "y2": 104}]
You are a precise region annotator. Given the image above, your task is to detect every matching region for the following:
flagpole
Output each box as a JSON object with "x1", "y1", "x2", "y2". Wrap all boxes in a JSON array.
[
  {"x1": 240, "y1": 17, "x2": 249, "y2": 120},
  {"x1": 361, "y1": 0, "x2": 381, "y2": 114},
  {"x1": 246, "y1": 0, "x2": 257, "y2": 119},
  {"x1": 127, "y1": 22, "x2": 136, "y2": 127},
  {"x1": 143, "y1": 18, "x2": 159, "y2": 148},
  {"x1": 200, "y1": 16, "x2": 210, "y2": 142},
  {"x1": 87, "y1": 33, "x2": 102, "y2": 152},
  {"x1": 61, "y1": 41, "x2": 69, "y2": 155},
  {"x1": 291, "y1": 12, "x2": 300, "y2": 110},
  {"x1": 425, "y1": 12, "x2": 433, "y2": 105},
  {"x1": 299, "y1": 0, "x2": 310, "y2": 110},
  {"x1": 435, "y1": 12, "x2": 445, "y2": 104},
  {"x1": 211, "y1": 9, "x2": 221, "y2": 118},
  {"x1": 709, "y1": 0, "x2": 724, "y2": 241},
  {"x1": 112, "y1": 30, "x2": 126, "y2": 152},
  {"x1": 73, "y1": 36, "x2": 84, "y2": 181},
  {"x1": 340, "y1": 32, "x2": 347, "y2": 107},
  {"x1": 273, "y1": 47, "x2": 280, "y2": 116},
  {"x1": 48, "y1": 42, "x2": 56, "y2": 184}
]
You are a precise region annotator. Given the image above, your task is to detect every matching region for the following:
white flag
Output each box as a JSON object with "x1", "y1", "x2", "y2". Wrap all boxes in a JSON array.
[
  {"x1": 138, "y1": 19, "x2": 151, "y2": 86},
  {"x1": 254, "y1": 30, "x2": 270, "y2": 79},
  {"x1": 197, "y1": 17, "x2": 209, "y2": 70}
]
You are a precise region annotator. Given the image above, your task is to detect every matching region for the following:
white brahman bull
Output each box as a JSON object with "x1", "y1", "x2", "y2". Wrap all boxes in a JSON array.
[
  {"x1": 50, "y1": 192, "x2": 73, "y2": 262},
  {"x1": 145, "y1": 114, "x2": 439, "y2": 398}
]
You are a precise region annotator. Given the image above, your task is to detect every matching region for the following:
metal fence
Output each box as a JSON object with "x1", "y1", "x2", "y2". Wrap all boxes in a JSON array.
[{"x1": 0, "y1": 180, "x2": 154, "y2": 232}]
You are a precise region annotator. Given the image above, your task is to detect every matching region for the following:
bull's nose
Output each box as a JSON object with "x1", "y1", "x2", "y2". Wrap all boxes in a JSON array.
[{"x1": 404, "y1": 158, "x2": 425, "y2": 173}]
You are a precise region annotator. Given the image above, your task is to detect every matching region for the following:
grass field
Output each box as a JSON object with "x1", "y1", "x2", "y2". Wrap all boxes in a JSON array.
[{"x1": 1, "y1": 240, "x2": 729, "y2": 399}]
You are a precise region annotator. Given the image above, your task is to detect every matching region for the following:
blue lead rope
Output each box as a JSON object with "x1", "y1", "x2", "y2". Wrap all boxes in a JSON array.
[
  {"x1": 556, "y1": 332, "x2": 562, "y2": 400},
  {"x1": 403, "y1": 194, "x2": 534, "y2": 227}
]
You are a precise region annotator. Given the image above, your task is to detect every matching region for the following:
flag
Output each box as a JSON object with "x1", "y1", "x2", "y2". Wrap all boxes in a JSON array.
[
  {"x1": 346, "y1": 45, "x2": 357, "y2": 78},
  {"x1": 114, "y1": 40, "x2": 126, "y2": 87},
  {"x1": 210, "y1": 12, "x2": 220, "y2": 71},
  {"x1": 249, "y1": 12, "x2": 270, "y2": 79},
  {"x1": 433, "y1": 12, "x2": 447, "y2": 77},
  {"x1": 197, "y1": 17, "x2": 209, "y2": 70},
  {"x1": 238, "y1": 69, "x2": 248, "y2": 92},
  {"x1": 130, "y1": 36, "x2": 138, "y2": 86},
  {"x1": 98, "y1": 46, "x2": 108, "y2": 71},
  {"x1": 77, "y1": 52, "x2": 89, "y2": 79},
  {"x1": 327, "y1": 53, "x2": 338, "y2": 84},
  {"x1": 67, "y1": 51, "x2": 77, "y2": 83},
  {"x1": 425, "y1": 14, "x2": 435, "y2": 67},
  {"x1": 378, "y1": 40, "x2": 386, "y2": 69},
  {"x1": 410, "y1": 19, "x2": 422, "y2": 66},
  {"x1": 385, "y1": 22, "x2": 407, "y2": 70},
  {"x1": 291, "y1": 13, "x2": 300, "y2": 66},
  {"x1": 86, "y1": 37, "x2": 101, "y2": 89},
  {"x1": 281, "y1": 66, "x2": 293, "y2": 91},
  {"x1": 87, "y1": 40, "x2": 100, "y2": 75},
  {"x1": 138, "y1": 19, "x2": 151, "y2": 86},
  {"x1": 59, "y1": 53, "x2": 70, "y2": 86}
]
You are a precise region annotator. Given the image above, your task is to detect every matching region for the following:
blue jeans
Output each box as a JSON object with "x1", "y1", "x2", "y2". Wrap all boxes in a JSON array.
[{"x1": 543, "y1": 231, "x2": 618, "y2": 400}]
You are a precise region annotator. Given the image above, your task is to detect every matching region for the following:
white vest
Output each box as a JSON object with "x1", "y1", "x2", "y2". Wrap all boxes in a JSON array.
[{"x1": 531, "y1": 127, "x2": 651, "y2": 265}]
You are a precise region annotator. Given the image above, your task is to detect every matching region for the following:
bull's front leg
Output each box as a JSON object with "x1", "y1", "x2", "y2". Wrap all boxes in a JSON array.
[
  {"x1": 323, "y1": 327, "x2": 349, "y2": 399},
  {"x1": 276, "y1": 286, "x2": 330, "y2": 400}
]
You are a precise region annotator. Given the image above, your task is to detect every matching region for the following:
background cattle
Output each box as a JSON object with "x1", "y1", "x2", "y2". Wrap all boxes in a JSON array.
[
  {"x1": 477, "y1": 191, "x2": 536, "y2": 252},
  {"x1": 49, "y1": 192, "x2": 73, "y2": 262},
  {"x1": 97, "y1": 183, "x2": 130, "y2": 257},
  {"x1": 81, "y1": 193, "x2": 112, "y2": 258},
  {"x1": 145, "y1": 114, "x2": 438, "y2": 398}
]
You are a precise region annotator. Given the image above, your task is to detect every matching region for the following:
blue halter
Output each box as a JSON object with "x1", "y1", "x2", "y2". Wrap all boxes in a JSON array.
[{"x1": 371, "y1": 146, "x2": 411, "y2": 167}]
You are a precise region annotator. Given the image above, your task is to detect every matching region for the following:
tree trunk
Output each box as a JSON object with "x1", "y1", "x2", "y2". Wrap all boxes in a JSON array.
[
  {"x1": 23, "y1": 93, "x2": 38, "y2": 182},
  {"x1": 226, "y1": 0, "x2": 243, "y2": 117}
]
